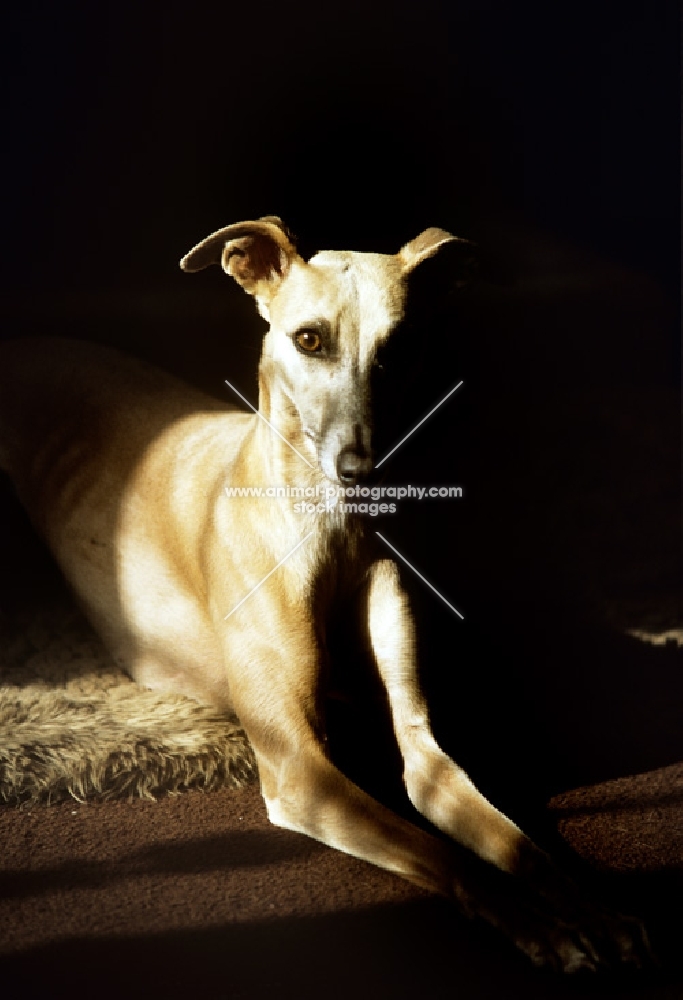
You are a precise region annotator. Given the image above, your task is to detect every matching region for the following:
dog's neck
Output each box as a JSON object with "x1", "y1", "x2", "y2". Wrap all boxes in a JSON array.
[
  {"x1": 254, "y1": 361, "x2": 319, "y2": 487},
  {"x1": 246, "y1": 358, "x2": 367, "y2": 562}
]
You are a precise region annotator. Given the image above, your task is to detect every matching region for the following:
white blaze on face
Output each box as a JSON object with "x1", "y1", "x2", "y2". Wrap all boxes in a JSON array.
[
  {"x1": 265, "y1": 251, "x2": 408, "y2": 482},
  {"x1": 307, "y1": 250, "x2": 407, "y2": 362}
]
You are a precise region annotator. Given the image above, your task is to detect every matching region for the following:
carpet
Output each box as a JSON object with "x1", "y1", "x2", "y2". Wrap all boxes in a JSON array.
[{"x1": 0, "y1": 594, "x2": 257, "y2": 806}]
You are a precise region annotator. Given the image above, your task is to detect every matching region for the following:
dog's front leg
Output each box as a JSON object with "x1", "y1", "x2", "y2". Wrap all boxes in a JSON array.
[
  {"x1": 365, "y1": 558, "x2": 651, "y2": 970},
  {"x1": 221, "y1": 604, "x2": 455, "y2": 898},
  {"x1": 365, "y1": 559, "x2": 529, "y2": 872}
]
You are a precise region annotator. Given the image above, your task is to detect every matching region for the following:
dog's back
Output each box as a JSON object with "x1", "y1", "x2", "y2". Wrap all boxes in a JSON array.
[
  {"x1": 0, "y1": 336, "x2": 249, "y2": 706},
  {"x1": 0, "y1": 337, "x2": 226, "y2": 478}
]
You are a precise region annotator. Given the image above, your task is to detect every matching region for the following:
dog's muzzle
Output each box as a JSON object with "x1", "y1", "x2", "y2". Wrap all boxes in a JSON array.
[{"x1": 335, "y1": 446, "x2": 373, "y2": 485}]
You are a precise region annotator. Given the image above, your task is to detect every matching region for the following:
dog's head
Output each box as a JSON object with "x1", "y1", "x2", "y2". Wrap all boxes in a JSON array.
[{"x1": 181, "y1": 217, "x2": 476, "y2": 485}]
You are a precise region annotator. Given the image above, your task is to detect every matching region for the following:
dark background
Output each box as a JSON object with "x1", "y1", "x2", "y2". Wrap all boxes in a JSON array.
[
  {"x1": 1, "y1": 2, "x2": 682, "y2": 995},
  {"x1": 4, "y1": 0, "x2": 680, "y2": 294},
  {"x1": 2, "y1": 0, "x2": 681, "y2": 834}
]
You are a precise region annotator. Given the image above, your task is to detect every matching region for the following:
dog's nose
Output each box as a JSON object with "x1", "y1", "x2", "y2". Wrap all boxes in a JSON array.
[{"x1": 336, "y1": 447, "x2": 373, "y2": 485}]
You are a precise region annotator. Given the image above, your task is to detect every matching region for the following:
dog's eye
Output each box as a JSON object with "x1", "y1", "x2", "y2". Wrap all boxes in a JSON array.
[{"x1": 295, "y1": 330, "x2": 322, "y2": 354}]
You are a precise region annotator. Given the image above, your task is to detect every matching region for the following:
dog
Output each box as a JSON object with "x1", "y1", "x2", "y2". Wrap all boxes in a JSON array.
[{"x1": 0, "y1": 217, "x2": 650, "y2": 971}]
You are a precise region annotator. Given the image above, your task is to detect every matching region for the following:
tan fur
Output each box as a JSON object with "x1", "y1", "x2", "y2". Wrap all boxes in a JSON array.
[{"x1": 0, "y1": 218, "x2": 650, "y2": 971}]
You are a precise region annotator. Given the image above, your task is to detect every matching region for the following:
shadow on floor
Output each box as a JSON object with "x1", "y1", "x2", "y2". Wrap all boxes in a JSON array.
[{"x1": 3, "y1": 896, "x2": 679, "y2": 1000}]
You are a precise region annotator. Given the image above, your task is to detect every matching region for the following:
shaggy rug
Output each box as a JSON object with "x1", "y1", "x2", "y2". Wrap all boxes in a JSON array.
[{"x1": 0, "y1": 594, "x2": 257, "y2": 806}]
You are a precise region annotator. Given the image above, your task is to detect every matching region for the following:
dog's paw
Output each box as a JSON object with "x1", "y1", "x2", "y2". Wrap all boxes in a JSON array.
[
  {"x1": 514, "y1": 903, "x2": 653, "y2": 974},
  {"x1": 512, "y1": 844, "x2": 655, "y2": 972},
  {"x1": 453, "y1": 871, "x2": 654, "y2": 973},
  {"x1": 580, "y1": 903, "x2": 655, "y2": 971}
]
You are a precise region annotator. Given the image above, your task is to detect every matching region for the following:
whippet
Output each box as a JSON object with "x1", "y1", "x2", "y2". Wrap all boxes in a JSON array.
[{"x1": 0, "y1": 217, "x2": 650, "y2": 971}]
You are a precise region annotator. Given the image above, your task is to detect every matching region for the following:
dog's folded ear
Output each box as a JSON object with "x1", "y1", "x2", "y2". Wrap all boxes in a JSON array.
[
  {"x1": 399, "y1": 228, "x2": 479, "y2": 289},
  {"x1": 180, "y1": 217, "x2": 302, "y2": 312}
]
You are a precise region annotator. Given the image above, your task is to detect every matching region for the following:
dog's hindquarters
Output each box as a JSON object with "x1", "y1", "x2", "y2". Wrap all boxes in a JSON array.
[{"x1": 0, "y1": 338, "x2": 244, "y2": 704}]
